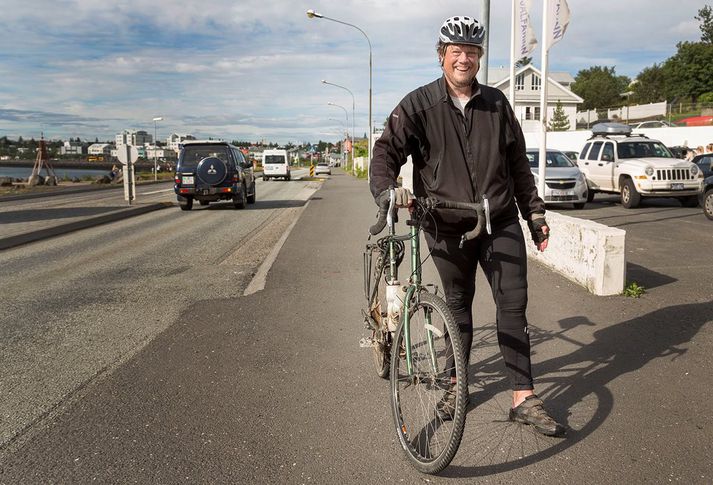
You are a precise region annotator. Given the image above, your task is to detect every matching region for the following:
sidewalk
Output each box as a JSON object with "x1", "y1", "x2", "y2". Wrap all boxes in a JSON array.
[{"x1": 0, "y1": 183, "x2": 172, "y2": 250}]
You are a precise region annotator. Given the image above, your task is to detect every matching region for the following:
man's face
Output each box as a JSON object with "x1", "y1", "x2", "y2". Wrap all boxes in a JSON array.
[{"x1": 442, "y1": 44, "x2": 481, "y2": 89}]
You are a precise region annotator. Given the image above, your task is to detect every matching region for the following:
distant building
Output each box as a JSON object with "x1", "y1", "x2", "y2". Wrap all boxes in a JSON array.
[
  {"x1": 60, "y1": 140, "x2": 86, "y2": 156},
  {"x1": 116, "y1": 129, "x2": 152, "y2": 146},
  {"x1": 488, "y1": 66, "x2": 582, "y2": 133},
  {"x1": 167, "y1": 133, "x2": 196, "y2": 151},
  {"x1": 88, "y1": 143, "x2": 112, "y2": 156}
]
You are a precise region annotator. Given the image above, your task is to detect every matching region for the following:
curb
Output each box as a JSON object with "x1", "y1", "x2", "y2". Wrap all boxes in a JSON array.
[{"x1": 0, "y1": 202, "x2": 174, "y2": 251}]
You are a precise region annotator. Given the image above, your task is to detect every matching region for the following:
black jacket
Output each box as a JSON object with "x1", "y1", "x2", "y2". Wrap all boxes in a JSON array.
[{"x1": 370, "y1": 76, "x2": 544, "y2": 236}]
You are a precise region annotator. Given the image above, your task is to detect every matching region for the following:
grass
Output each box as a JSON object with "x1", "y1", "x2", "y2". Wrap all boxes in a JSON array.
[{"x1": 622, "y1": 281, "x2": 646, "y2": 298}]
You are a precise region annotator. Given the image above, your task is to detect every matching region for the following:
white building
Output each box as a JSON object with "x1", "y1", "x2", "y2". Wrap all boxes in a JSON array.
[
  {"x1": 88, "y1": 143, "x2": 112, "y2": 156},
  {"x1": 166, "y1": 133, "x2": 196, "y2": 151},
  {"x1": 488, "y1": 66, "x2": 582, "y2": 133},
  {"x1": 116, "y1": 129, "x2": 152, "y2": 146}
]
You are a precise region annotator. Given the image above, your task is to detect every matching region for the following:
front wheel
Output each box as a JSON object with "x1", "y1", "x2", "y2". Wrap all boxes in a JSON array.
[
  {"x1": 704, "y1": 189, "x2": 713, "y2": 221},
  {"x1": 390, "y1": 292, "x2": 467, "y2": 474},
  {"x1": 620, "y1": 178, "x2": 641, "y2": 208}
]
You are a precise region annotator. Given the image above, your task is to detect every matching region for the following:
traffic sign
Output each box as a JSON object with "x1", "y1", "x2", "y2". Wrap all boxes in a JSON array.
[{"x1": 117, "y1": 145, "x2": 140, "y2": 165}]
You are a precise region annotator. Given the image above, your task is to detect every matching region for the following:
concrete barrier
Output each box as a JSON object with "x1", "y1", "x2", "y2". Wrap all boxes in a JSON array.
[{"x1": 520, "y1": 211, "x2": 626, "y2": 296}]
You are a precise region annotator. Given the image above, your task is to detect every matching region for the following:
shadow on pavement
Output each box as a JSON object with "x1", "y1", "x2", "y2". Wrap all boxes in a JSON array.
[{"x1": 444, "y1": 300, "x2": 712, "y2": 478}]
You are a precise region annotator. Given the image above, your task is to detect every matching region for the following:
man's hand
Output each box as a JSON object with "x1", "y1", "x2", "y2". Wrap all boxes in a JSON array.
[
  {"x1": 376, "y1": 187, "x2": 414, "y2": 208},
  {"x1": 527, "y1": 213, "x2": 550, "y2": 252}
]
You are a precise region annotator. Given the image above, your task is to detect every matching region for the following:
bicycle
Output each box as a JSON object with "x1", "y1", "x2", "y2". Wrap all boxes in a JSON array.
[{"x1": 362, "y1": 188, "x2": 487, "y2": 474}]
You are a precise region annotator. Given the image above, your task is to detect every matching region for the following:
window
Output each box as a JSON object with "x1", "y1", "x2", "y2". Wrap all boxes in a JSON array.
[
  {"x1": 515, "y1": 73, "x2": 525, "y2": 91},
  {"x1": 532, "y1": 74, "x2": 541, "y2": 91}
]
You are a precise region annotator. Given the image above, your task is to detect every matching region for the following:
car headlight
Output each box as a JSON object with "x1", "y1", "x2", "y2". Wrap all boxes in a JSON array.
[
  {"x1": 645, "y1": 166, "x2": 654, "y2": 176},
  {"x1": 690, "y1": 164, "x2": 699, "y2": 176}
]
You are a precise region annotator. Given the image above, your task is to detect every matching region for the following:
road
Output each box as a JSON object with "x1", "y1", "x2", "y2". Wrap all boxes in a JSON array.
[{"x1": 0, "y1": 174, "x2": 711, "y2": 483}]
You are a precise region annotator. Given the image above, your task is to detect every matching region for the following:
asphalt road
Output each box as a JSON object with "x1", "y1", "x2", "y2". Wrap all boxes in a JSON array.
[{"x1": 0, "y1": 173, "x2": 711, "y2": 483}]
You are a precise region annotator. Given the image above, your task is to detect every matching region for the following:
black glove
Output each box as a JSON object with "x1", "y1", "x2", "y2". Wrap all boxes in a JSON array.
[{"x1": 527, "y1": 214, "x2": 549, "y2": 245}]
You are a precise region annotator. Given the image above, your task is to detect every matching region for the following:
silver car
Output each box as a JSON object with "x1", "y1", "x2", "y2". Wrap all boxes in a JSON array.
[{"x1": 526, "y1": 149, "x2": 588, "y2": 209}]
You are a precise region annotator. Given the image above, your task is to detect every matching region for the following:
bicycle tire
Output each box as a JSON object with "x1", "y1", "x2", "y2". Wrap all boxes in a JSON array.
[
  {"x1": 369, "y1": 254, "x2": 390, "y2": 378},
  {"x1": 390, "y1": 292, "x2": 467, "y2": 474}
]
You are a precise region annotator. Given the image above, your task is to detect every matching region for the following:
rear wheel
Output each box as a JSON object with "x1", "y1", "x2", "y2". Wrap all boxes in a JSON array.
[
  {"x1": 233, "y1": 185, "x2": 247, "y2": 209},
  {"x1": 179, "y1": 197, "x2": 193, "y2": 211},
  {"x1": 620, "y1": 178, "x2": 641, "y2": 208},
  {"x1": 391, "y1": 292, "x2": 467, "y2": 475}
]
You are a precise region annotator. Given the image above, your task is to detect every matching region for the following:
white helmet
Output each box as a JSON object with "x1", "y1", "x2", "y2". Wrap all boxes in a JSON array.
[{"x1": 439, "y1": 16, "x2": 485, "y2": 46}]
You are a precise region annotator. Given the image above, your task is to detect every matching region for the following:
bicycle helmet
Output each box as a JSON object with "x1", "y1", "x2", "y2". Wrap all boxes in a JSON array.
[{"x1": 439, "y1": 16, "x2": 485, "y2": 46}]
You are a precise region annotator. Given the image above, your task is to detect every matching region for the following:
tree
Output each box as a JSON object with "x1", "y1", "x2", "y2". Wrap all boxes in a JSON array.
[
  {"x1": 696, "y1": 4, "x2": 713, "y2": 43},
  {"x1": 547, "y1": 100, "x2": 570, "y2": 131},
  {"x1": 571, "y1": 66, "x2": 630, "y2": 110},
  {"x1": 632, "y1": 64, "x2": 668, "y2": 103},
  {"x1": 515, "y1": 56, "x2": 532, "y2": 68},
  {"x1": 662, "y1": 41, "x2": 713, "y2": 102}
]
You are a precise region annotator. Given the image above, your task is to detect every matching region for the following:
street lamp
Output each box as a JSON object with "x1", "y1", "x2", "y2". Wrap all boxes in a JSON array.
[
  {"x1": 307, "y1": 9, "x2": 372, "y2": 180},
  {"x1": 322, "y1": 79, "x2": 355, "y2": 175},
  {"x1": 152, "y1": 116, "x2": 163, "y2": 182}
]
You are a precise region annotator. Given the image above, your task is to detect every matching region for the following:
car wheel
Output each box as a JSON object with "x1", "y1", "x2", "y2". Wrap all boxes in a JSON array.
[
  {"x1": 199, "y1": 200, "x2": 210, "y2": 206},
  {"x1": 573, "y1": 202, "x2": 586, "y2": 210},
  {"x1": 620, "y1": 178, "x2": 641, "y2": 208},
  {"x1": 680, "y1": 195, "x2": 699, "y2": 208},
  {"x1": 233, "y1": 184, "x2": 247, "y2": 209},
  {"x1": 704, "y1": 188, "x2": 713, "y2": 221},
  {"x1": 179, "y1": 197, "x2": 193, "y2": 211},
  {"x1": 247, "y1": 182, "x2": 256, "y2": 204}
]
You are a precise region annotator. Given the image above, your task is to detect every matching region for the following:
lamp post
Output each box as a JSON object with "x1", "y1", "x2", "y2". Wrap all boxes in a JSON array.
[
  {"x1": 152, "y1": 116, "x2": 163, "y2": 182},
  {"x1": 307, "y1": 9, "x2": 372, "y2": 180},
  {"x1": 322, "y1": 79, "x2": 356, "y2": 175}
]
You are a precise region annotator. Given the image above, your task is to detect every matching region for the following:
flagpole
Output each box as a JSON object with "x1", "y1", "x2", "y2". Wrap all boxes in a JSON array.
[
  {"x1": 509, "y1": 0, "x2": 516, "y2": 108},
  {"x1": 538, "y1": 0, "x2": 550, "y2": 199}
]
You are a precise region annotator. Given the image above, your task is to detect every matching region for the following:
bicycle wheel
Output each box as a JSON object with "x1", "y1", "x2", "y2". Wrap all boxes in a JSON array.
[
  {"x1": 369, "y1": 255, "x2": 390, "y2": 378},
  {"x1": 390, "y1": 292, "x2": 467, "y2": 474}
]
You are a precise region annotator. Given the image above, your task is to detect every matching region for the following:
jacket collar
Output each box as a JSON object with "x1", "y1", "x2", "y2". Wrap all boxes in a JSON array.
[{"x1": 438, "y1": 76, "x2": 482, "y2": 103}]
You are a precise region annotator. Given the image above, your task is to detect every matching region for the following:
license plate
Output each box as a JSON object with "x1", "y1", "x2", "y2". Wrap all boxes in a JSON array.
[
  {"x1": 182, "y1": 176, "x2": 194, "y2": 185},
  {"x1": 671, "y1": 183, "x2": 684, "y2": 190}
]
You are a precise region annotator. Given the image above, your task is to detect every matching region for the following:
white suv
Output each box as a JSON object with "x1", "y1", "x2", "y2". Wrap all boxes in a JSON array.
[{"x1": 577, "y1": 123, "x2": 703, "y2": 208}]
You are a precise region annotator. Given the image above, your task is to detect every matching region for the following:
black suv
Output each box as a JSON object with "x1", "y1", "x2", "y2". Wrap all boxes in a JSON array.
[{"x1": 174, "y1": 141, "x2": 256, "y2": 210}]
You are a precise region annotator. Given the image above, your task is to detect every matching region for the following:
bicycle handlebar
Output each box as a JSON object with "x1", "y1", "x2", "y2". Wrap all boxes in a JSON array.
[{"x1": 369, "y1": 192, "x2": 488, "y2": 245}]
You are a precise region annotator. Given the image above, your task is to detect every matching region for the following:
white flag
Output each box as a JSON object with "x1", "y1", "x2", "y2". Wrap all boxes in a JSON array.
[
  {"x1": 517, "y1": 0, "x2": 538, "y2": 57},
  {"x1": 547, "y1": 0, "x2": 571, "y2": 49}
]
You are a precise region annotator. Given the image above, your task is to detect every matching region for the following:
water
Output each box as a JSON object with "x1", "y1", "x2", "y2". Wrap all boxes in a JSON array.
[{"x1": 0, "y1": 166, "x2": 112, "y2": 180}]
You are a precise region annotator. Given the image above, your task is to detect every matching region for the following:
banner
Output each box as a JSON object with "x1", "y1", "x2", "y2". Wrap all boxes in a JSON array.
[
  {"x1": 547, "y1": 0, "x2": 571, "y2": 49},
  {"x1": 517, "y1": 0, "x2": 538, "y2": 57}
]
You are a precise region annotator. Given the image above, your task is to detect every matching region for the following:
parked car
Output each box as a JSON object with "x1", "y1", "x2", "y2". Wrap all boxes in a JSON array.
[
  {"x1": 691, "y1": 153, "x2": 713, "y2": 179},
  {"x1": 630, "y1": 120, "x2": 676, "y2": 129},
  {"x1": 576, "y1": 123, "x2": 702, "y2": 208},
  {"x1": 702, "y1": 174, "x2": 713, "y2": 220},
  {"x1": 174, "y1": 140, "x2": 256, "y2": 211},
  {"x1": 525, "y1": 149, "x2": 588, "y2": 209},
  {"x1": 315, "y1": 162, "x2": 331, "y2": 175},
  {"x1": 676, "y1": 115, "x2": 713, "y2": 127}
]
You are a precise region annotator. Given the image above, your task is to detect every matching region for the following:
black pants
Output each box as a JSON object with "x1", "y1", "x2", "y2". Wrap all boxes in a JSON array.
[{"x1": 425, "y1": 219, "x2": 534, "y2": 390}]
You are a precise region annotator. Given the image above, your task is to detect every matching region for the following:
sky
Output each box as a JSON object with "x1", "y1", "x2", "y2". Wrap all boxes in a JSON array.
[{"x1": 0, "y1": 0, "x2": 706, "y2": 145}]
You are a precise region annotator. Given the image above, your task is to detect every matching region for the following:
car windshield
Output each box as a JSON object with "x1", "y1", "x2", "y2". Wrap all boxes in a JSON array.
[
  {"x1": 525, "y1": 151, "x2": 575, "y2": 168},
  {"x1": 179, "y1": 146, "x2": 229, "y2": 170},
  {"x1": 617, "y1": 141, "x2": 673, "y2": 159},
  {"x1": 265, "y1": 155, "x2": 286, "y2": 164}
]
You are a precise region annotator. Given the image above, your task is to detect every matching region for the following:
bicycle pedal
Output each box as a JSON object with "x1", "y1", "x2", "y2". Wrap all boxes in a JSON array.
[{"x1": 359, "y1": 337, "x2": 376, "y2": 348}]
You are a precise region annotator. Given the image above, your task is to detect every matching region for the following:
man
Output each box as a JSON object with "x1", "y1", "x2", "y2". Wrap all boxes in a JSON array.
[{"x1": 369, "y1": 16, "x2": 564, "y2": 437}]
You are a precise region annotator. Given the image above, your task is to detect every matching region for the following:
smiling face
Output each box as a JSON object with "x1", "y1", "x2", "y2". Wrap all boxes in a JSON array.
[{"x1": 440, "y1": 43, "x2": 481, "y2": 93}]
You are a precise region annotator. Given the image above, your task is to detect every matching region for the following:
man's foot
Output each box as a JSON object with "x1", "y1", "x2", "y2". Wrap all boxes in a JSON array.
[
  {"x1": 435, "y1": 383, "x2": 469, "y2": 421},
  {"x1": 509, "y1": 395, "x2": 565, "y2": 436}
]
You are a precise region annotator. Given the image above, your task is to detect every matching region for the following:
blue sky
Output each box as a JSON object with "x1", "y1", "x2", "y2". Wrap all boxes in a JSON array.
[{"x1": 0, "y1": 0, "x2": 705, "y2": 144}]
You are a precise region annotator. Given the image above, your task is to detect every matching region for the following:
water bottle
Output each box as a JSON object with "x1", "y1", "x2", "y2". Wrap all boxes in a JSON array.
[{"x1": 385, "y1": 282, "x2": 405, "y2": 332}]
